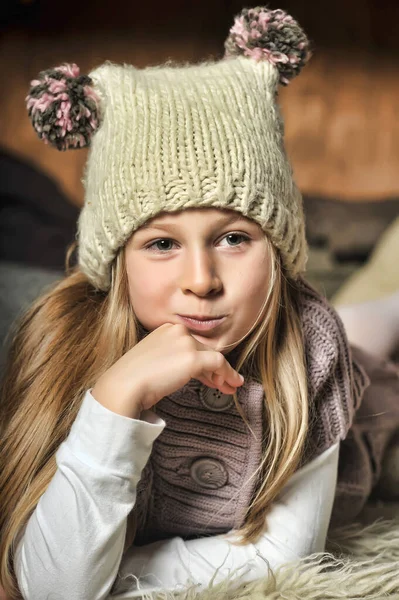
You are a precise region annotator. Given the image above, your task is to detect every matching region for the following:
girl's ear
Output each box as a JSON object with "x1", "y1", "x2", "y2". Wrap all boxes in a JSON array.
[
  {"x1": 26, "y1": 63, "x2": 101, "y2": 151},
  {"x1": 224, "y1": 7, "x2": 312, "y2": 86}
]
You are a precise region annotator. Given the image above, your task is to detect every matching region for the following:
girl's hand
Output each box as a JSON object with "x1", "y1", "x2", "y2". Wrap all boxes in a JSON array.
[{"x1": 92, "y1": 323, "x2": 244, "y2": 419}]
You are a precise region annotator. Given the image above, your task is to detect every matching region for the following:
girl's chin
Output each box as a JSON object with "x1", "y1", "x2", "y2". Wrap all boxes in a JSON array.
[
  {"x1": 190, "y1": 332, "x2": 216, "y2": 344},
  {"x1": 191, "y1": 333, "x2": 234, "y2": 355}
]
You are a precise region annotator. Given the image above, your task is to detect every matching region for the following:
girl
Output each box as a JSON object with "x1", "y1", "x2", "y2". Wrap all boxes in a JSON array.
[{"x1": 1, "y1": 7, "x2": 398, "y2": 599}]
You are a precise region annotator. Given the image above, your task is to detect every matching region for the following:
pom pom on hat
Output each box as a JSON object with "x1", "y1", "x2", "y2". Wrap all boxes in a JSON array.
[
  {"x1": 224, "y1": 6, "x2": 312, "y2": 85},
  {"x1": 26, "y1": 63, "x2": 101, "y2": 151}
]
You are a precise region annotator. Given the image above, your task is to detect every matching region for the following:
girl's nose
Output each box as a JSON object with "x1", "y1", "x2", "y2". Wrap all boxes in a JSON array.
[{"x1": 179, "y1": 250, "x2": 222, "y2": 297}]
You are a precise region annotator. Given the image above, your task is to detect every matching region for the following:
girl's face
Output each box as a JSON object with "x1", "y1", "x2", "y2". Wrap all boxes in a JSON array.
[{"x1": 125, "y1": 208, "x2": 271, "y2": 354}]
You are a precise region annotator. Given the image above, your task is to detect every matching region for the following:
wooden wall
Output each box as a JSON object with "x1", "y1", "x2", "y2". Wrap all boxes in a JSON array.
[{"x1": 1, "y1": 0, "x2": 399, "y2": 207}]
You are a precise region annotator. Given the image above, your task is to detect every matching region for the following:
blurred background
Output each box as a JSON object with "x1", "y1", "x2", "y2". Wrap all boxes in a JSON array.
[{"x1": 0, "y1": 0, "x2": 398, "y2": 367}]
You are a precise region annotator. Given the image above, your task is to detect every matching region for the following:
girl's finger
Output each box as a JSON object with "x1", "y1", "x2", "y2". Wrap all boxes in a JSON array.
[
  {"x1": 196, "y1": 376, "x2": 217, "y2": 389},
  {"x1": 193, "y1": 350, "x2": 244, "y2": 390},
  {"x1": 207, "y1": 373, "x2": 238, "y2": 394},
  {"x1": 218, "y1": 382, "x2": 238, "y2": 394},
  {"x1": 213, "y1": 373, "x2": 241, "y2": 394},
  {"x1": 202, "y1": 371, "x2": 219, "y2": 388},
  {"x1": 197, "y1": 375, "x2": 237, "y2": 395},
  {"x1": 212, "y1": 373, "x2": 223, "y2": 386}
]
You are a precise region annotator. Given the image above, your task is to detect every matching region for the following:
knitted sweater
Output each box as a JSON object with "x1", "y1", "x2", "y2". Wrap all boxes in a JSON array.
[{"x1": 127, "y1": 278, "x2": 398, "y2": 548}]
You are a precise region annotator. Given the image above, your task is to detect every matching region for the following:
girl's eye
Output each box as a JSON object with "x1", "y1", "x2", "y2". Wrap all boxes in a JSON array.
[
  {"x1": 220, "y1": 233, "x2": 249, "y2": 247},
  {"x1": 147, "y1": 239, "x2": 176, "y2": 252},
  {"x1": 145, "y1": 233, "x2": 250, "y2": 253}
]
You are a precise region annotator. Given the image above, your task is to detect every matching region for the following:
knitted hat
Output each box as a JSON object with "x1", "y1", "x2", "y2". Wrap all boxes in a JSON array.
[{"x1": 26, "y1": 7, "x2": 312, "y2": 291}]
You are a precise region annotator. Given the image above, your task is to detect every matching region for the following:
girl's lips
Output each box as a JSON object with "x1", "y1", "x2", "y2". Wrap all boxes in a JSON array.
[{"x1": 177, "y1": 315, "x2": 226, "y2": 332}]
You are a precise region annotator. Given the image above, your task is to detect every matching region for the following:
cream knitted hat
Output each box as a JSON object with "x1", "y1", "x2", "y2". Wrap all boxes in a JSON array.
[{"x1": 26, "y1": 7, "x2": 312, "y2": 291}]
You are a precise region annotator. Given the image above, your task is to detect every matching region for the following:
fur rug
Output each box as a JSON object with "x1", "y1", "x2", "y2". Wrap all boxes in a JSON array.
[{"x1": 175, "y1": 517, "x2": 399, "y2": 600}]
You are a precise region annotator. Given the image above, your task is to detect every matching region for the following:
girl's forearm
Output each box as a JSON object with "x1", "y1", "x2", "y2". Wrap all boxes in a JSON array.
[
  {"x1": 14, "y1": 390, "x2": 165, "y2": 600},
  {"x1": 114, "y1": 443, "x2": 340, "y2": 597}
]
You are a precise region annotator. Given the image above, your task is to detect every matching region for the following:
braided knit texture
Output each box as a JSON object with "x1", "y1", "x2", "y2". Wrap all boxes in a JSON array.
[
  {"x1": 78, "y1": 56, "x2": 307, "y2": 290},
  {"x1": 123, "y1": 280, "x2": 372, "y2": 547}
]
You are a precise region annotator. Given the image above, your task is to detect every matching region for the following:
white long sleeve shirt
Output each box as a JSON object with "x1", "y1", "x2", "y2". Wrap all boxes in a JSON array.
[{"x1": 14, "y1": 390, "x2": 340, "y2": 600}]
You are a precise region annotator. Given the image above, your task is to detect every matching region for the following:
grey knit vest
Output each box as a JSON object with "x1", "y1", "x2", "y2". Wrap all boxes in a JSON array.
[{"x1": 130, "y1": 279, "x2": 370, "y2": 547}]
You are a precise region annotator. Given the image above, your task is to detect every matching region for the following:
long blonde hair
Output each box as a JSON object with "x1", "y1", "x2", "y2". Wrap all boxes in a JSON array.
[{"x1": 0, "y1": 237, "x2": 308, "y2": 597}]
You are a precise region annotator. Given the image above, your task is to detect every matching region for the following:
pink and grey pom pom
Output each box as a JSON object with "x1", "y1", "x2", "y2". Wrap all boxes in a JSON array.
[
  {"x1": 224, "y1": 7, "x2": 312, "y2": 85},
  {"x1": 26, "y1": 63, "x2": 101, "y2": 151}
]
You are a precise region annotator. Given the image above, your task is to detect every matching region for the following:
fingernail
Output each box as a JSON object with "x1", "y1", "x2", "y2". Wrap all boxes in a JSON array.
[{"x1": 239, "y1": 374, "x2": 244, "y2": 383}]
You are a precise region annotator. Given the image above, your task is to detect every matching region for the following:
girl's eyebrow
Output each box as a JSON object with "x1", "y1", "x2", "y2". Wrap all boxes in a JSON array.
[{"x1": 139, "y1": 214, "x2": 248, "y2": 232}]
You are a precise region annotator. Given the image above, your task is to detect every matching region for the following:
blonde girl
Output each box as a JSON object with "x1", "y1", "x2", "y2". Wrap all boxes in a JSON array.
[{"x1": 1, "y1": 6, "x2": 398, "y2": 599}]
